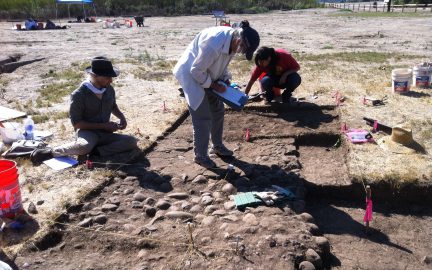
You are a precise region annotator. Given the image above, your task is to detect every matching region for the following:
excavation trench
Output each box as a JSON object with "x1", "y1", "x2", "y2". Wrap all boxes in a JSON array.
[
  {"x1": 10, "y1": 105, "x2": 432, "y2": 269},
  {"x1": 0, "y1": 54, "x2": 45, "y2": 74}
]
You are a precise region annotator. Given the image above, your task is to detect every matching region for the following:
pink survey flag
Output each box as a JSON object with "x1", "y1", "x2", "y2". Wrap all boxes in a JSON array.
[{"x1": 363, "y1": 198, "x2": 373, "y2": 222}]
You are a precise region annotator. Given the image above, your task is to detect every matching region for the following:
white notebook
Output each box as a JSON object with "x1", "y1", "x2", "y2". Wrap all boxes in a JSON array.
[{"x1": 44, "y1": 157, "x2": 78, "y2": 171}]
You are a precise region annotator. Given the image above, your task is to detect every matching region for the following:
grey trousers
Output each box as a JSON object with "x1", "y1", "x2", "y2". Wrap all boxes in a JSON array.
[
  {"x1": 189, "y1": 92, "x2": 224, "y2": 158},
  {"x1": 53, "y1": 129, "x2": 137, "y2": 157}
]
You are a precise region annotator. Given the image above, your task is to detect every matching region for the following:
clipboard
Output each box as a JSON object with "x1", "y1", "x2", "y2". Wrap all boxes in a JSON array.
[{"x1": 208, "y1": 84, "x2": 248, "y2": 111}]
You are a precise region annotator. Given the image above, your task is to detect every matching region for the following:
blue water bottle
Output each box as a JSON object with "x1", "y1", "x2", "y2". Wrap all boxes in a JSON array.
[{"x1": 24, "y1": 116, "x2": 34, "y2": 140}]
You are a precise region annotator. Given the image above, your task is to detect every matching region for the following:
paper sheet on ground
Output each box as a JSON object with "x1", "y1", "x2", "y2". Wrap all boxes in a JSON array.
[
  {"x1": 44, "y1": 157, "x2": 78, "y2": 171},
  {"x1": 34, "y1": 130, "x2": 53, "y2": 140},
  {"x1": 0, "y1": 106, "x2": 26, "y2": 122}
]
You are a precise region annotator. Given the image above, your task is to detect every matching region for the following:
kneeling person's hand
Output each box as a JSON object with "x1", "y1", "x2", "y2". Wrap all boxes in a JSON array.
[
  {"x1": 118, "y1": 119, "x2": 127, "y2": 130},
  {"x1": 104, "y1": 121, "x2": 119, "y2": 132}
]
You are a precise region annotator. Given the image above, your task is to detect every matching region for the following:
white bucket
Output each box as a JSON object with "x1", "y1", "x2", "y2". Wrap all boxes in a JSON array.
[
  {"x1": 412, "y1": 64, "x2": 432, "y2": 88},
  {"x1": 392, "y1": 68, "x2": 412, "y2": 94}
]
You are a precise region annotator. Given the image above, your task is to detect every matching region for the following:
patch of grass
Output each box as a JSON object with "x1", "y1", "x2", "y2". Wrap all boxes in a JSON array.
[
  {"x1": 32, "y1": 111, "x2": 69, "y2": 124},
  {"x1": 356, "y1": 170, "x2": 421, "y2": 186},
  {"x1": 296, "y1": 52, "x2": 416, "y2": 64},
  {"x1": 37, "y1": 62, "x2": 85, "y2": 107},
  {"x1": 314, "y1": 86, "x2": 332, "y2": 95},
  {"x1": 71, "y1": 61, "x2": 89, "y2": 71},
  {"x1": 333, "y1": 11, "x2": 432, "y2": 18},
  {"x1": 339, "y1": 8, "x2": 353, "y2": 12},
  {"x1": 119, "y1": 58, "x2": 139, "y2": 65},
  {"x1": 137, "y1": 50, "x2": 152, "y2": 63},
  {"x1": 230, "y1": 57, "x2": 254, "y2": 76},
  {"x1": 41, "y1": 68, "x2": 83, "y2": 81},
  {"x1": 15, "y1": 100, "x2": 32, "y2": 114},
  {"x1": 132, "y1": 68, "x2": 173, "y2": 81},
  {"x1": 32, "y1": 114, "x2": 49, "y2": 124},
  {"x1": 0, "y1": 78, "x2": 9, "y2": 88},
  {"x1": 14, "y1": 100, "x2": 52, "y2": 117},
  {"x1": 39, "y1": 182, "x2": 52, "y2": 190},
  {"x1": 409, "y1": 118, "x2": 432, "y2": 143},
  {"x1": 244, "y1": 6, "x2": 270, "y2": 14},
  {"x1": 131, "y1": 59, "x2": 177, "y2": 81},
  {"x1": 123, "y1": 49, "x2": 166, "y2": 64},
  {"x1": 0, "y1": 78, "x2": 9, "y2": 99},
  {"x1": 301, "y1": 61, "x2": 332, "y2": 72},
  {"x1": 321, "y1": 45, "x2": 334, "y2": 50},
  {"x1": 27, "y1": 183, "x2": 34, "y2": 193},
  {"x1": 36, "y1": 81, "x2": 78, "y2": 107},
  {"x1": 98, "y1": 168, "x2": 116, "y2": 179},
  {"x1": 154, "y1": 60, "x2": 176, "y2": 70}
]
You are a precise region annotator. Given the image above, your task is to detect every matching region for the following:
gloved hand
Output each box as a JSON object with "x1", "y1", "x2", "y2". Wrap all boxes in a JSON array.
[{"x1": 253, "y1": 192, "x2": 279, "y2": 206}]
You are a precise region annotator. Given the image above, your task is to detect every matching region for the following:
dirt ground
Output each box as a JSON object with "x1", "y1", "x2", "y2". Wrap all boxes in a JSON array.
[
  {"x1": 7, "y1": 103, "x2": 432, "y2": 270},
  {"x1": 1, "y1": 7, "x2": 432, "y2": 270}
]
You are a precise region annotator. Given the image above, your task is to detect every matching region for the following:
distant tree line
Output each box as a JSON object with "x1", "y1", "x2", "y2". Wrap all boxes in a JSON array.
[
  {"x1": 0, "y1": 0, "x2": 321, "y2": 19},
  {"x1": 345, "y1": 0, "x2": 431, "y2": 3},
  {"x1": 393, "y1": 0, "x2": 431, "y2": 4}
]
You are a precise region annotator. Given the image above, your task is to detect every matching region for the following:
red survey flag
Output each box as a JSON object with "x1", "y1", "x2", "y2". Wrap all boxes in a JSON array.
[{"x1": 363, "y1": 198, "x2": 373, "y2": 223}]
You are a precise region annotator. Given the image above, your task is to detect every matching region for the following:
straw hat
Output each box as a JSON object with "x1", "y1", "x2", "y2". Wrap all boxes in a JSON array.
[{"x1": 377, "y1": 124, "x2": 425, "y2": 154}]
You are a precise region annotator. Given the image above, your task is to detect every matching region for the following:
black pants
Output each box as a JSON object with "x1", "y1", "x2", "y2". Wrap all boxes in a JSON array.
[{"x1": 260, "y1": 72, "x2": 302, "y2": 102}]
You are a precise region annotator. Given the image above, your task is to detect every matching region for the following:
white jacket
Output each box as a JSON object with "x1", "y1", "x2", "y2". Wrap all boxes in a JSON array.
[{"x1": 173, "y1": 26, "x2": 235, "y2": 111}]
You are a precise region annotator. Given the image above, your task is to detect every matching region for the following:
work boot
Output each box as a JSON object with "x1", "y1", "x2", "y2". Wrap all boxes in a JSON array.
[
  {"x1": 273, "y1": 96, "x2": 283, "y2": 103},
  {"x1": 126, "y1": 147, "x2": 143, "y2": 164},
  {"x1": 77, "y1": 155, "x2": 88, "y2": 165},
  {"x1": 248, "y1": 93, "x2": 264, "y2": 102},
  {"x1": 194, "y1": 155, "x2": 216, "y2": 169},
  {"x1": 209, "y1": 144, "x2": 233, "y2": 157},
  {"x1": 30, "y1": 148, "x2": 53, "y2": 164}
]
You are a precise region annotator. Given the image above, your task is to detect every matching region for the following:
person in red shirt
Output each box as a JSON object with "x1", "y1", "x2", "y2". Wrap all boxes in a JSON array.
[{"x1": 244, "y1": 47, "x2": 301, "y2": 104}]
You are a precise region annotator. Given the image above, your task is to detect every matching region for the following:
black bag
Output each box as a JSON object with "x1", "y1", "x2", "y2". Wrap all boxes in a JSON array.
[
  {"x1": 1, "y1": 140, "x2": 47, "y2": 159},
  {"x1": 45, "y1": 20, "x2": 56, "y2": 29}
]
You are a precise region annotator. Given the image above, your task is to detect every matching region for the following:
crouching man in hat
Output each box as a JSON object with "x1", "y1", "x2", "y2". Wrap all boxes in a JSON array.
[
  {"x1": 31, "y1": 56, "x2": 138, "y2": 164},
  {"x1": 173, "y1": 20, "x2": 259, "y2": 168}
]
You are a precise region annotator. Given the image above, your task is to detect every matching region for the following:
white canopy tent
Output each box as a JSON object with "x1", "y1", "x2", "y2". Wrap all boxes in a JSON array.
[{"x1": 55, "y1": 0, "x2": 97, "y2": 21}]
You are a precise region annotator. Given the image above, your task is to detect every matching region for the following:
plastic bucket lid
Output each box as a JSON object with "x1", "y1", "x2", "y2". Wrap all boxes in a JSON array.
[
  {"x1": 392, "y1": 68, "x2": 412, "y2": 78},
  {"x1": 413, "y1": 65, "x2": 430, "y2": 75},
  {"x1": 0, "y1": 160, "x2": 18, "y2": 187}
]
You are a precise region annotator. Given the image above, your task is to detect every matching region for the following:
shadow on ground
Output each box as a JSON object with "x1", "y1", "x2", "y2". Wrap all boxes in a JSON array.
[
  {"x1": 1, "y1": 212, "x2": 40, "y2": 248},
  {"x1": 401, "y1": 91, "x2": 430, "y2": 98},
  {"x1": 243, "y1": 102, "x2": 337, "y2": 131},
  {"x1": 307, "y1": 198, "x2": 414, "y2": 256}
]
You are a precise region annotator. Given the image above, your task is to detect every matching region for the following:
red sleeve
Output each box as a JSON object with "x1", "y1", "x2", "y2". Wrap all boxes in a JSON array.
[
  {"x1": 277, "y1": 49, "x2": 300, "y2": 71},
  {"x1": 250, "y1": 65, "x2": 264, "y2": 82}
]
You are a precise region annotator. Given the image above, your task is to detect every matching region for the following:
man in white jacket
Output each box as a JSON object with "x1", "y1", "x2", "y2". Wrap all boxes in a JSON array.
[{"x1": 173, "y1": 21, "x2": 259, "y2": 168}]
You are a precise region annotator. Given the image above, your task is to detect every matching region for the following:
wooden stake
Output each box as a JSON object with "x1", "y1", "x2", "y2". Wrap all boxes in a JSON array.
[{"x1": 187, "y1": 222, "x2": 195, "y2": 250}]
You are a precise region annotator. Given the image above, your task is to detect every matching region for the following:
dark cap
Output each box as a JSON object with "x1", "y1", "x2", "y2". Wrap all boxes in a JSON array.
[
  {"x1": 85, "y1": 56, "x2": 119, "y2": 77},
  {"x1": 240, "y1": 20, "x2": 260, "y2": 61}
]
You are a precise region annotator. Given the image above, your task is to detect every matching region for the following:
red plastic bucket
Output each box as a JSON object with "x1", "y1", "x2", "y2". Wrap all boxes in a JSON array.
[{"x1": 0, "y1": 160, "x2": 23, "y2": 218}]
